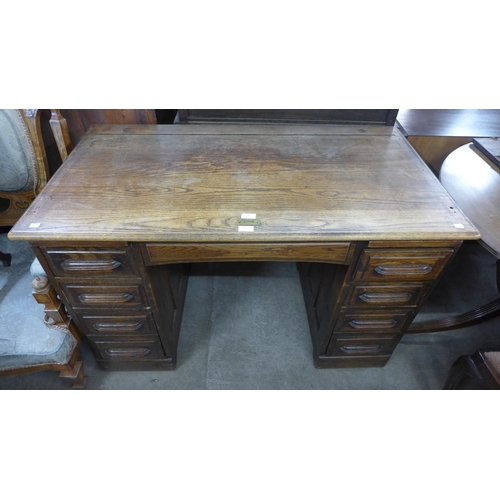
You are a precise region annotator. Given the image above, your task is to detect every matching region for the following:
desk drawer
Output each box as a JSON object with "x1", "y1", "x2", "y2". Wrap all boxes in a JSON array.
[
  {"x1": 144, "y1": 242, "x2": 354, "y2": 264},
  {"x1": 88, "y1": 336, "x2": 165, "y2": 360},
  {"x1": 61, "y1": 284, "x2": 148, "y2": 309},
  {"x1": 334, "y1": 310, "x2": 413, "y2": 333},
  {"x1": 353, "y1": 249, "x2": 454, "y2": 282},
  {"x1": 44, "y1": 248, "x2": 136, "y2": 278},
  {"x1": 345, "y1": 284, "x2": 428, "y2": 308},
  {"x1": 78, "y1": 312, "x2": 156, "y2": 336},
  {"x1": 329, "y1": 336, "x2": 400, "y2": 357}
]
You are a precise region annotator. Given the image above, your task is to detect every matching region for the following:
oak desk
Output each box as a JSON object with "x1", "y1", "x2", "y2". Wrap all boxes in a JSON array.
[{"x1": 9, "y1": 124, "x2": 480, "y2": 370}]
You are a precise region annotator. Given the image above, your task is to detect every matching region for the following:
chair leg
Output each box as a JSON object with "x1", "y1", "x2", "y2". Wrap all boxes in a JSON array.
[
  {"x1": 0, "y1": 251, "x2": 11, "y2": 267},
  {"x1": 57, "y1": 353, "x2": 86, "y2": 389},
  {"x1": 34, "y1": 274, "x2": 86, "y2": 388}
]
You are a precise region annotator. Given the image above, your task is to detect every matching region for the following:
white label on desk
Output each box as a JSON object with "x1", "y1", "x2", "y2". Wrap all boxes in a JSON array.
[
  {"x1": 241, "y1": 213, "x2": 257, "y2": 219},
  {"x1": 238, "y1": 226, "x2": 254, "y2": 232},
  {"x1": 454, "y1": 224, "x2": 465, "y2": 229},
  {"x1": 29, "y1": 223, "x2": 41, "y2": 228}
]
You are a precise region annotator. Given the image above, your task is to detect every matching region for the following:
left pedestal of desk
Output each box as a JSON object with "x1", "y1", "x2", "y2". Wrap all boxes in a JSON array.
[{"x1": 32, "y1": 242, "x2": 189, "y2": 370}]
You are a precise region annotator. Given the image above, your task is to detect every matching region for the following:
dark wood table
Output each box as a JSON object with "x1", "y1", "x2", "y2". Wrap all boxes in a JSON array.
[
  {"x1": 412, "y1": 138, "x2": 500, "y2": 334},
  {"x1": 396, "y1": 109, "x2": 500, "y2": 176},
  {"x1": 8, "y1": 124, "x2": 480, "y2": 370}
]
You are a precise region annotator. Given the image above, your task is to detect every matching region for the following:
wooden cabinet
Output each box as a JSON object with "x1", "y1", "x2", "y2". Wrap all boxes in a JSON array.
[
  {"x1": 299, "y1": 242, "x2": 461, "y2": 368},
  {"x1": 34, "y1": 243, "x2": 189, "y2": 370}
]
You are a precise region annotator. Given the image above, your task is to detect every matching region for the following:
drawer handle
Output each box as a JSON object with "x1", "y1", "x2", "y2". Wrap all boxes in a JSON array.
[
  {"x1": 78, "y1": 292, "x2": 134, "y2": 304},
  {"x1": 374, "y1": 264, "x2": 432, "y2": 276},
  {"x1": 340, "y1": 345, "x2": 384, "y2": 354},
  {"x1": 348, "y1": 319, "x2": 397, "y2": 329},
  {"x1": 104, "y1": 347, "x2": 151, "y2": 357},
  {"x1": 359, "y1": 292, "x2": 413, "y2": 304},
  {"x1": 93, "y1": 321, "x2": 143, "y2": 332},
  {"x1": 61, "y1": 259, "x2": 121, "y2": 272}
]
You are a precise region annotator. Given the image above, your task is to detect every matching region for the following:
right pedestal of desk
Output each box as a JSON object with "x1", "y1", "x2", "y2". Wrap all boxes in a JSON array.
[{"x1": 298, "y1": 241, "x2": 461, "y2": 368}]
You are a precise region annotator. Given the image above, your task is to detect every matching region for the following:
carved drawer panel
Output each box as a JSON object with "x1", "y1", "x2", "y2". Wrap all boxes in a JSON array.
[
  {"x1": 334, "y1": 310, "x2": 413, "y2": 333},
  {"x1": 328, "y1": 336, "x2": 400, "y2": 357},
  {"x1": 345, "y1": 284, "x2": 428, "y2": 309},
  {"x1": 78, "y1": 312, "x2": 157, "y2": 336},
  {"x1": 44, "y1": 248, "x2": 137, "y2": 278},
  {"x1": 353, "y1": 248, "x2": 455, "y2": 282},
  {"x1": 60, "y1": 283, "x2": 148, "y2": 309},
  {"x1": 87, "y1": 336, "x2": 165, "y2": 360}
]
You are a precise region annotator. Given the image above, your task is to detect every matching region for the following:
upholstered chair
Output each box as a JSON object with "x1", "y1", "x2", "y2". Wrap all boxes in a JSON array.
[
  {"x1": 0, "y1": 109, "x2": 71, "y2": 227},
  {"x1": 0, "y1": 110, "x2": 84, "y2": 387},
  {"x1": 0, "y1": 251, "x2": 86, "y2": 387}
]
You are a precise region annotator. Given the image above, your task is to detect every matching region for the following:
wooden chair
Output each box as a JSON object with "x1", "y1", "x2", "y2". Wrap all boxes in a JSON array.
[
  {"x1": 0, "y1": 109, "x2": 71, "y2": 227},
  {"x1": 443, "y1": 350, "x2": 500, "y2": 390},
  {"x1": 0, "y1": 111, "x2": 85, "y2": 387},
  {"x1": 0, "y1": 258, "x2": 86, "y2": 388}
]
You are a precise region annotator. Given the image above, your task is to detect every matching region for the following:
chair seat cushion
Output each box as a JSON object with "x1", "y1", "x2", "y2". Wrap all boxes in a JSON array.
[
  {"x1": 0, "y1": 258, "x2": 76, "y2": 370},
  {"x1": 0, "y1": 109, "x2": 37, "y2": 192},
  {"x1": 30, "y1": 257, "x2": 46, "y2": 276}
]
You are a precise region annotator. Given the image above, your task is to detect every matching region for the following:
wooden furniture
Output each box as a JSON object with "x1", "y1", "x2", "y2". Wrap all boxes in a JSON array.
[
  {"x1": 444, "y1": 350, "x2": 500, "y2": 389},
  {"x1": 39, "y1": 110, "x2": 159, "y2": 177},
  {"x1": 0, "y1": 109, "x2": 70, "y2": 227},
  {"x1": 0, "y1": 112, "x2": 85, "y2": 387},
  {"x1": 177, "y1": 109, "x2": 398, "y2": 125},
  {"x1": 0, "y1": 254, "x2": 86, "y2": 388},
  {"x1": 8, "y1": 124, "x2": 480, "y2": 370},
  {"x1": 407, "y1": 140, "x2": 500, "y2": 333},
  {"x1": 396, "y1": 109, "x2": 500, "y2": 177},
  {"x1": 60, "y1": 109, "x2": 157, "y2": 148}
]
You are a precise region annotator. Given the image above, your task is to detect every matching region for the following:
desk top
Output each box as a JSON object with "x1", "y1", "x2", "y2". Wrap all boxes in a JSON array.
[{"x1": 9, "y1": 124, "x2": 479, "y2": 243}]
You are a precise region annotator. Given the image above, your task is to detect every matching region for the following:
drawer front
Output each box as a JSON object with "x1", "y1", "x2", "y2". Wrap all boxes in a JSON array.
[
  {"x1": 345, "y1": 284, "x2": 428, "y2": 309},
  {"x1": 353, "y1": 249, "x2": 454, "y2": 282},
  {"x1": 329, "y1": 336, "x2": 400, "y2": 357},
  {"x1": 334, "y1": 310, "x2": 413, "y2": 333},
  {"x1": 78, "y1": 312, "x2": 157, "y2": 336},
  {"x1": 61, "y1": 284, "x2": 148, "y2": 309},
  {"x1": 88, "y1": 336, "x2": 165, "y2": 360},
  {"x1": 144, "y1": 242, "x2": 354, "y2": 265},
  {"x1": 44, "y1": 248, "x2": 136, "y2": 278}
]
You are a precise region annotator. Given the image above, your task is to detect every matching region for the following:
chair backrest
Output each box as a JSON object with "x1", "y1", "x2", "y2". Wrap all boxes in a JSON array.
[
  {"x1": 0, "y1": 109, "x2": 71, "y2": 227},
  {"x1": 0, "y1": 110, "x2": 39, "y2": 193},
  {"x1": 60, "y1": 109, "x2": 157, "y2": 148}
]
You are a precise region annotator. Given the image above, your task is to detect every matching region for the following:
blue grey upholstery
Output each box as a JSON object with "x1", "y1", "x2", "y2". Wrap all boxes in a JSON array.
[
  {"x1": 0, "y1": 109, "x2": 38, "y2": 193},
  {"x1": 0, "y1": 237, "x2": 76, "y2": 371}
]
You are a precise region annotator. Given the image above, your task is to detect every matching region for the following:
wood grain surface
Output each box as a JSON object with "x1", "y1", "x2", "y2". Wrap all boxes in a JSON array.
[
  {"x1": 9, "y1": 124, "x2": 480, "y2": 243},
  {"x1": 440, "y1": 143, "x2": 500, "y2": 258}
]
